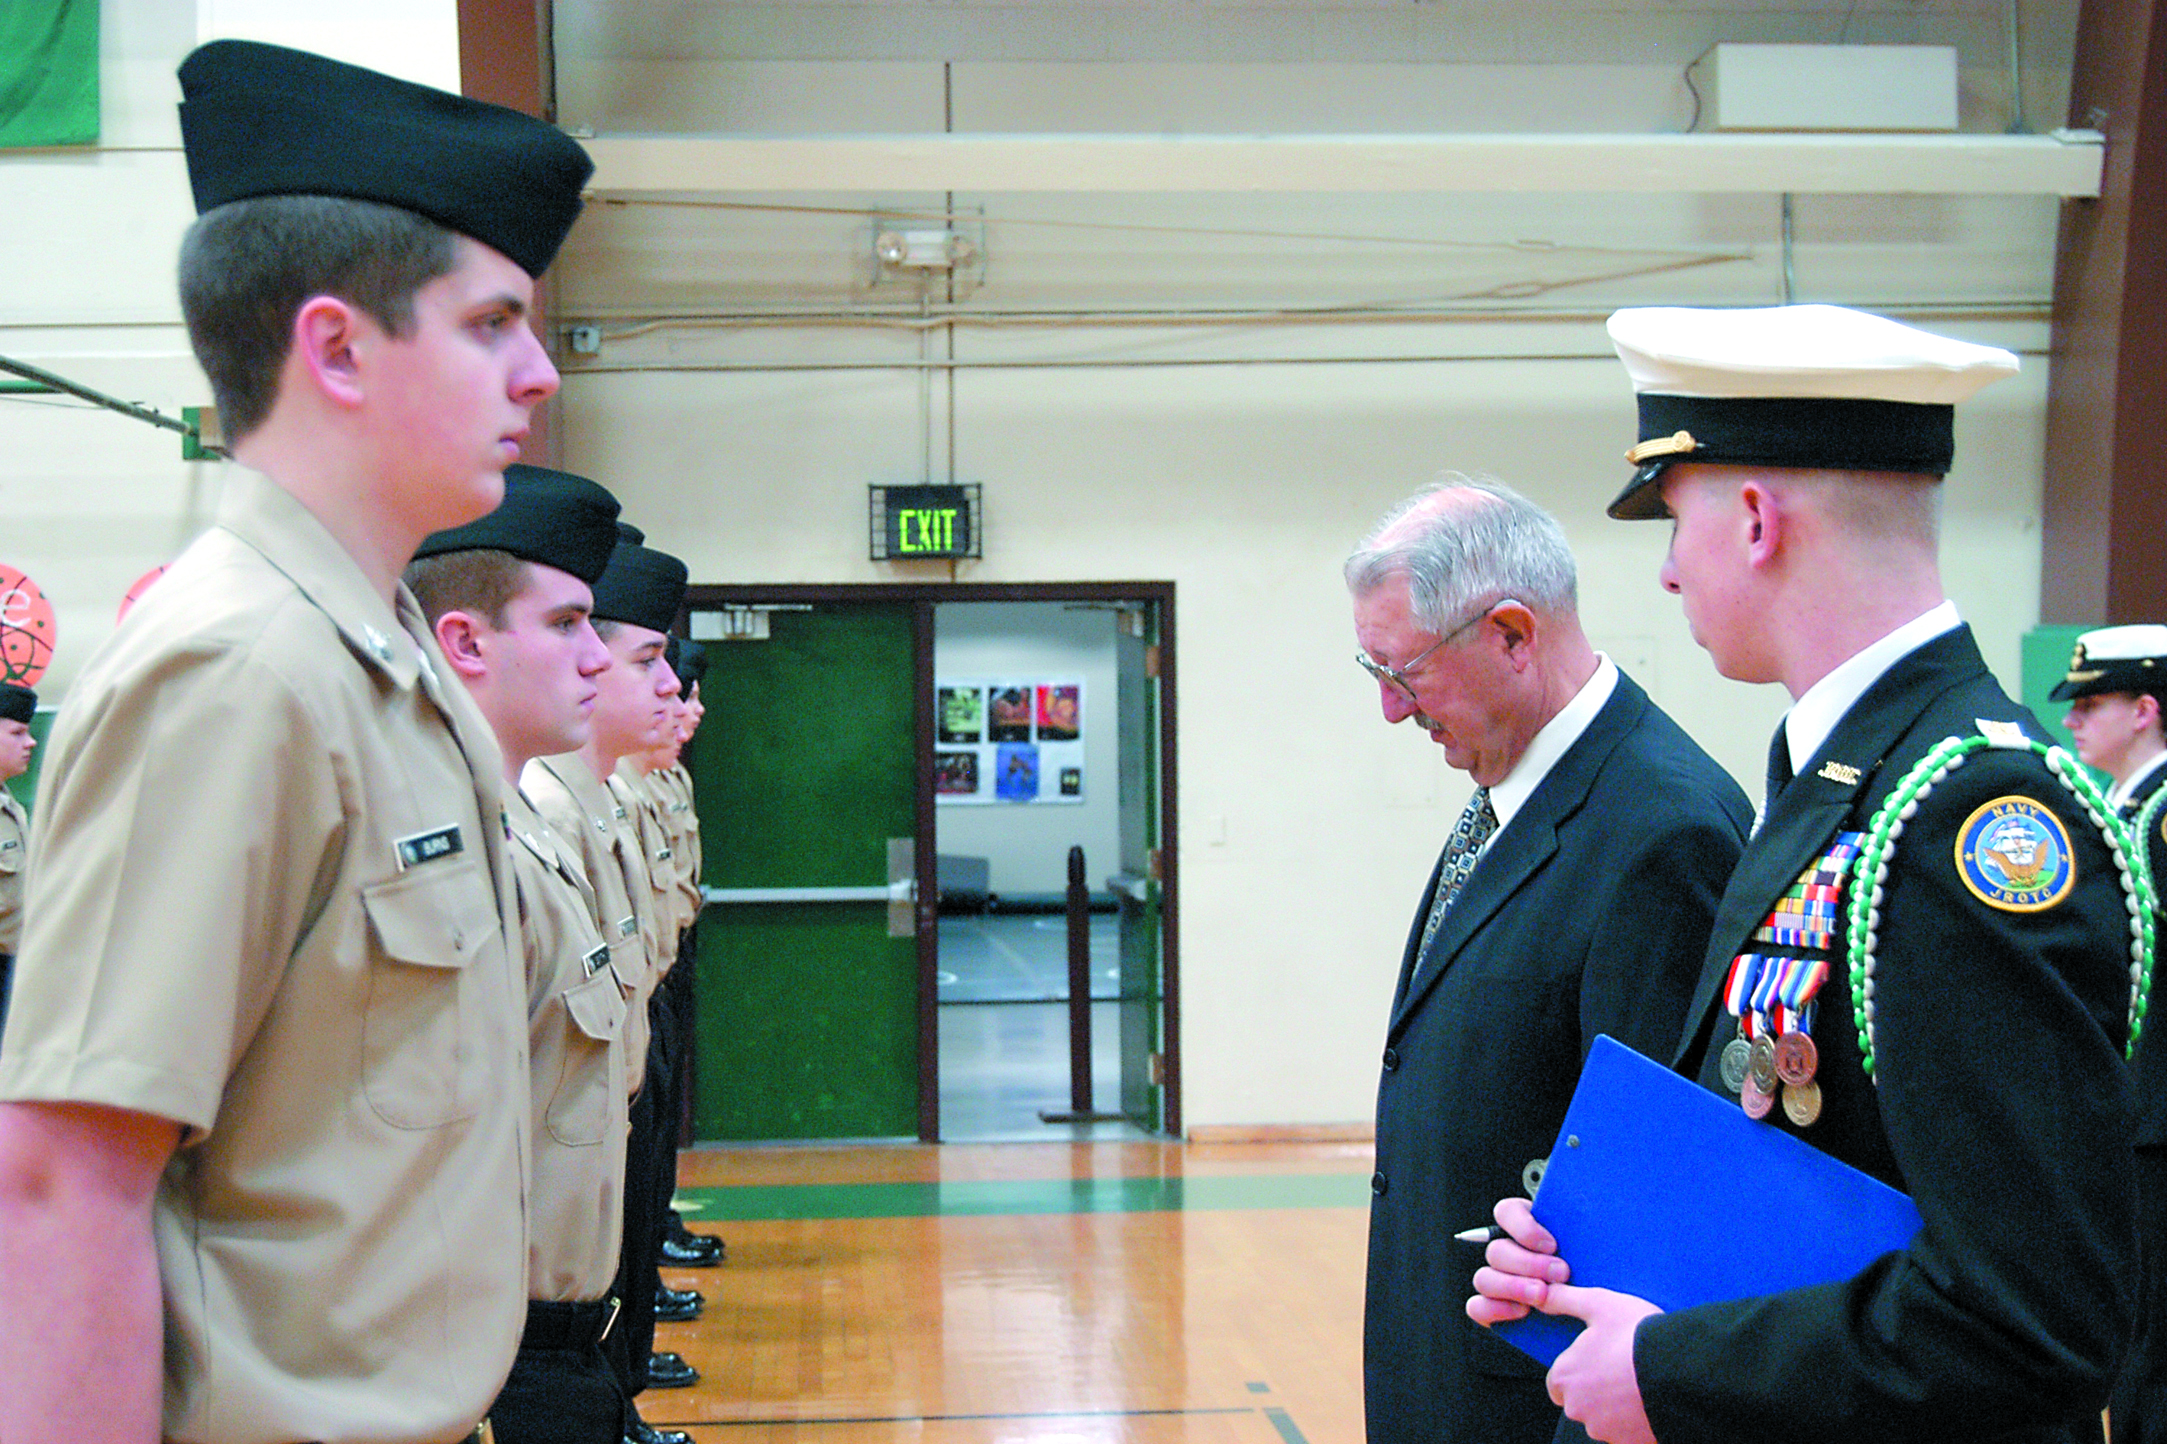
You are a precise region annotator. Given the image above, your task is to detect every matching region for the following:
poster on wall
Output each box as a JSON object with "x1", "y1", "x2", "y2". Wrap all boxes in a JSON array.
[
  {"x1": 934, "y1": 675, "x2": 1084, "y2": 805},
  {"x1": 939, "y1": 686, "x2": 984, "y2": 744}
]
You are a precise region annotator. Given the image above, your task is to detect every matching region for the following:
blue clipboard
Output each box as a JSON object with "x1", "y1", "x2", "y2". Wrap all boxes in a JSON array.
[{"x1": 1495, "y1": 1034, "x2": 1922, "y2": 1365}]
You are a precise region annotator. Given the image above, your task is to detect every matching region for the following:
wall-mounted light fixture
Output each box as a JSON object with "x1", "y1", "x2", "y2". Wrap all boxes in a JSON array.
[{"x1": 873, "y1": 227, "x2": 976, "y2": 270}]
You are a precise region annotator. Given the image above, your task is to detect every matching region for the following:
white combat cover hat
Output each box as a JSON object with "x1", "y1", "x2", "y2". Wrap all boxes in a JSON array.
[{"x1": 1603, "y1": 304, "x2": 2020, "y2": 520}]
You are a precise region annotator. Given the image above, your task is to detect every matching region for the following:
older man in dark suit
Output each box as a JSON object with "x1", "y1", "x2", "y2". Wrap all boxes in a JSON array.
[{"x1": 1348, "y1": 479, "x2": 1751, "y2": 1444}]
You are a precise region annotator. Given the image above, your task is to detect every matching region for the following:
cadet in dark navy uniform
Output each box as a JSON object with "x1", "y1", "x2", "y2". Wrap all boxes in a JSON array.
[
  {"x1": 1471, "y1": 304, "x2": 2141, "y2": 1444},
  {"x1": 2055, "y1": 624, "x2": 2167, "y2": 1444}
]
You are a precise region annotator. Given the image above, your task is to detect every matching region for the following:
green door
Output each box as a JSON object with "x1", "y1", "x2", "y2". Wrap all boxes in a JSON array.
[
  {"x1": 687, "y1": 602, "x2": 925, "y2": 1140},
  {"x1": 1112, "y1": 603, "x2": 1166, "y2": 1132}
]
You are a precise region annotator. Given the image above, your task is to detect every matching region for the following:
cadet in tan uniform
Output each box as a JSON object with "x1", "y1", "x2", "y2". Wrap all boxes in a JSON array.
[
  {"x1": 0, "y1": 41, "x2": 590, "y2": 1444},
  {"x1": 520, "y1": 535, "x2": 693, "y2": 1444},
  {"x1": 406, "y1": 464, "x2": 631, "y2": 1444},
  {"x1": 626, "y1": 647, "x2": 724, "y2": 1283},
  {"x1": 0, "y1": 680, "x2": 35, "y2": 1030}
]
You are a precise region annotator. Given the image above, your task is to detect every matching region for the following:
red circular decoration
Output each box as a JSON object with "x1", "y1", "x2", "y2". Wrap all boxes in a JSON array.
[
  {"x1": 118, "y1": 564, "x2": 168, "y2": 625},
  {"x1": 0, "y1": 565, "x2": 56, "y2": 687}
]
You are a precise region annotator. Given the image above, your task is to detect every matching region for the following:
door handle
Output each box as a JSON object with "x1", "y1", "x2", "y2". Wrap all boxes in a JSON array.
[
  {"x1": 1106, "y1": 872, "x2": 1153, "y2": 903},
  {"x1": 698, "y1": 840, "x2": 920, "y2": 942},
  {"x1": 702, "y1": 885, "x2": 895, "y2": 904}
]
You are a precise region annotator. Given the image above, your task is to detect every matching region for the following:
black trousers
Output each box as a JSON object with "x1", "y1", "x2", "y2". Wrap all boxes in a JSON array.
[
  {"x1": 607, "y1": 992, "x2": 681, "y2": 1419},
  {"x1": 2114, "y1": 1148, "x2": 2167, "y2": 1444},
  {"x1": 0, "y1": 950, "x2": 14, "y2": 1040},
  {"x1": 490, "y1": 1300, "x2": 624, "y2": 1444}
]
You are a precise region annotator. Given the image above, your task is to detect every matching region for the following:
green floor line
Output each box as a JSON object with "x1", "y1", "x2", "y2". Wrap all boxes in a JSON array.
[
  {"x1": 677, "y1": 1172, "x2": 1372, "y2": 1221},
  {"x1": 668, "y1": 1407, "x2": 1258, "y2": 1428}
]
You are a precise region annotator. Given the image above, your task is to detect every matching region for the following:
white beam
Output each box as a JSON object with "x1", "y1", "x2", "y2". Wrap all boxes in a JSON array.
[{"x1": 583, "y1": 130, "x2": 2104, "y2": 198}]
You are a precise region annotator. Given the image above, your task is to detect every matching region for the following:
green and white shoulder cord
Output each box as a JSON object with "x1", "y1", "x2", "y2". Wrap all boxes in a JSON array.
[{"x1": 1842, "y1": 731, "x2": 2154, "y2": 1080}]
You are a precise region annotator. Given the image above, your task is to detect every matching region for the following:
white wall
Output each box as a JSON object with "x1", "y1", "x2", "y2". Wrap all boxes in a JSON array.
[
  {"x1": 0, "y1": 0, "x2": 2075, "y2": 1133},
  {"x1": 0, "y1": 0, "x2": 469, "y2": 701},
  {"x1": 547, "y1": 4, "x2": 2067, "y2": 1131},
  {"x1": 933, "y1": 601, "x2": 1124, "y2": 898}
]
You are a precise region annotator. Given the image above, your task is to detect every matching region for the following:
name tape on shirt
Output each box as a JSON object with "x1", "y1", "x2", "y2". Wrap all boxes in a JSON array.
[
  {"x1": 394, "y1": 824, "x2": 465, "y2": 870},
  {"x1": 584, "y1": 943, "x2": 610, "y2": 978}
]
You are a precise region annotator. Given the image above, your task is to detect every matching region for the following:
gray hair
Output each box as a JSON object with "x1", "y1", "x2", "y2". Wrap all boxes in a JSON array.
[{"x1": 1344, "y1": 475, "x2": 1579, "y2": 631}]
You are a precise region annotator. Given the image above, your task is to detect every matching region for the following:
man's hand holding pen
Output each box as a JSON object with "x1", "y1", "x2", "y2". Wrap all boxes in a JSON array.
[{"x1": 1466, "y1": 1196, "x2": 1663, "y2": 1444}]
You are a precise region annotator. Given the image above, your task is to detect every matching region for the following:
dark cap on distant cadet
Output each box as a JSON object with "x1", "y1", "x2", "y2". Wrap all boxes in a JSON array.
[
  {"x1": 411, "y1": 464, "x2": 622, "y2": 583},
  {"x1": 591, "y1": 541, "x2": 688, "y2": 634},
  {"x1": 672, "y1": 639, "x2": 707, "y2": 696},
  {"x1": 177, "y1": 39, "x2": 593, "y2": 278},
  {"x1": 0, "y1": 683, "x2": 34, "y2": 726},
  {"x1": 2049, "y1": 625, "x2": 2167, "y2": 703},
  {"x1": 1603, "y1": 304, "x2": 2020, "y2": 521}
]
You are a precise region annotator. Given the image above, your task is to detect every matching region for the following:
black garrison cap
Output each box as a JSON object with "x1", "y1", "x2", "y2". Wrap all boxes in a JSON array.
[
  {"x1": 412, "y1": 464, "x2": 622, "y2": 584},
  {"x1": 669, "y1": 638, "x2": 707, "y2": 696},
  {"x1": 0, "y1": 683, "x2": 34, "y2": 725},
  {"x1": 178, "y1": 39, "x2": 593, "y2": 278},
  {"x1": 591, "y1": 542, "x2": 688, "y2": 634}
]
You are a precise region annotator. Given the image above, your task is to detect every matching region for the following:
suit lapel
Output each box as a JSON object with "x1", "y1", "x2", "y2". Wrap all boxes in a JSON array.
[{"x1": 1390, "y1": 673, "x2": 1651, "y2": 1034}]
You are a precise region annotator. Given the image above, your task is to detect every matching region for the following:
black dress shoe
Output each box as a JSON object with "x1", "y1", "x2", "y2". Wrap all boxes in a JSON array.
[
  {"x1": 654, "y1": 1284, "x2": 703, "y2": 1321},
  {"x1": 644, "y1": 1350, "x2": 699, "y2": 1389},
  {"x1": 659, "y1": 1232, "x2": 723, "y2": 1267},
  {"x1": 627, "y1": 1417, "x2": 692, "y2": 1444}
]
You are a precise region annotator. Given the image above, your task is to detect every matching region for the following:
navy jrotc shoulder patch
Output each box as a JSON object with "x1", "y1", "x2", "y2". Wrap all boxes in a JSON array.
[{"x1": 1953, "y1": 796, "x2": 2075, "y2": 912}]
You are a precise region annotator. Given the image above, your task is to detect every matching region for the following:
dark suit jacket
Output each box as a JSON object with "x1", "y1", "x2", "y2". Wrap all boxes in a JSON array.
[
  {"x1": 2114, "y1": 762, "x2": 2167, "y2": 1444},
  {"x1": 1364, "y1": 668, "x2": 1750, "y2": 1444},
  {"x1": 1636, "y1": 626, "x2": 2137, "y2": 1444}
]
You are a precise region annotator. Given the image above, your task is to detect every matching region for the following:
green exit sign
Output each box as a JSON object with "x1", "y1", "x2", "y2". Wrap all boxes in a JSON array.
[{"x1": 872, "y1": 484, "x2": 980, "y2": 560}]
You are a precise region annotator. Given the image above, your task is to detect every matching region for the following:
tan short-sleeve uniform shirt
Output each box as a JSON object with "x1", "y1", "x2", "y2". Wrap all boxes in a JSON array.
[
  {"x1": 524, "y1": 754, "x2": 651, "y2": 1094},
  {"x1": 665, "y1": 765, "x2": 703, "y2": 933},
  {"x1": 639, "y1": 767, "x2": 700, "y2": 943},
  {"x1": 0, "y1": 785, "x2": 27, "y2": 953},
  {"x1": 611, "y1": 766, "x2": 679, "y2": 971},
  {"x1": 0, "y1": 470, "x2": 529, "y2": 1444},
  {"x1": 505, "y1": 788, "x2": 627, "y2": 1302},
  {"x1": 606, "y1": 769, "x2": 670, "y2": 987}
]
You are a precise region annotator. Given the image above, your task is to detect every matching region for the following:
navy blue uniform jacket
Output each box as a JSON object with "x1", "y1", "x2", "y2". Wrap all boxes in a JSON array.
[
  {"x1": 1635, "y1": 626, "x2": 2138, "y2": 1444},
  {"x1": 2114, "y1": 761, "x2": 2167, "y2": 1444}
]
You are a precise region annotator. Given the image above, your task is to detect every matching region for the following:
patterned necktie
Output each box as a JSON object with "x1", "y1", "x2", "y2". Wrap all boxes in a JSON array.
[{"x1": 1419, "y1": 787, "x2": 1498, "y2": 957}]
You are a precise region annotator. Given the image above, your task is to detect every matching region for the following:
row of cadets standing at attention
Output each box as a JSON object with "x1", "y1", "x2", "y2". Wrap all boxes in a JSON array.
[
  {"x1": 519, "y1": 523, "x2": 708, "y2": 1444},
  {"x1": 619, "y1": 635, "x2": 721, "y2": 1279},
  {"x1": 405, "y1": 466, "x2": 634, "y2": 1444},
  {"x1": 0, "y1": 37, "x2": 592, "y2": 1444}
]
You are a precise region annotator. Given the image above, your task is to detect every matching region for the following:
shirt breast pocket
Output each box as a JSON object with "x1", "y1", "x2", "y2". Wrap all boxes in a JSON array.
[
  {"x1": 548, "y1": 970, "x2": 625, "y2": 1147},
  {"x1": 360, "y1": 856, "x2": 501, "y2": 1129}
]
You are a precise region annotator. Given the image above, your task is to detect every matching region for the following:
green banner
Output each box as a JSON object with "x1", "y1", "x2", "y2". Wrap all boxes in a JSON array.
[{"x1": 0, "y1": 0, "x2": 99, "y2": 149}]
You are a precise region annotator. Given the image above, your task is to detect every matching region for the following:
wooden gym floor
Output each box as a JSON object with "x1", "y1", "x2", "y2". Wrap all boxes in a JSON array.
[{"x1": 649, "y1": 1140, "x2": 1374, "y2": 1442}]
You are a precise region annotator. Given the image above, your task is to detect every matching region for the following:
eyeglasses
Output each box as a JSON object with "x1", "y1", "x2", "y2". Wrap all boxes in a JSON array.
[{"x1": 1355, "y1": 598, "x2": 1516, "y2": 703}]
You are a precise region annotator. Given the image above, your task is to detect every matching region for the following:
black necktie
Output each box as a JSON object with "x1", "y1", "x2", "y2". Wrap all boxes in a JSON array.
[{"x1": 1765, "y1": 723, "x2": 1794, "y2": 806}]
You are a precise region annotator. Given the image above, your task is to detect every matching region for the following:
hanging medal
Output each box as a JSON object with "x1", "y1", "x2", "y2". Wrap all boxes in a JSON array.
[
  {"x1": 1723, "y1": 830, "x2": 1862, "y2": 1127},
  {"x1": 1718, "y1": 952, "x2": 1762, "y2": 1095}
]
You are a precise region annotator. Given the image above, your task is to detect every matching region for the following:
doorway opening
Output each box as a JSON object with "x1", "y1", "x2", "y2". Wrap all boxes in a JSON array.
[{"x1": 680, "y1": 581, "x2": 1178, "y2": 1144}]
